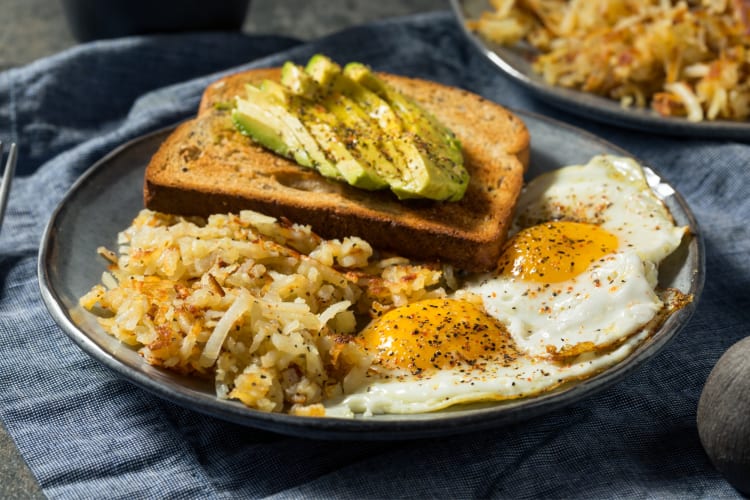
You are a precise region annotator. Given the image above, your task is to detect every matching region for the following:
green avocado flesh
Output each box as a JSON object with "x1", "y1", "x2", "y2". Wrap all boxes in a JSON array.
[{"x1": 231, "y1": 54, "x2": 468, "y2": 201}]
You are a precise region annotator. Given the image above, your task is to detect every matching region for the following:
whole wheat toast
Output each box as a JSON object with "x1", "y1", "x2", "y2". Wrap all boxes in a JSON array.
[{"x1": 144, "y1": 67, "x2": 529, "y2": 271}]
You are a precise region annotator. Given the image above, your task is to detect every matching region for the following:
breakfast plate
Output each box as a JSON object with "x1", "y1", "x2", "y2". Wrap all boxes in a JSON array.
[
  {"x1": 451, "y1": 0, "x2": 750, "y2": 141},
  {"x1": 38, "y1": 111, "x2": 704, "y2": 440}
]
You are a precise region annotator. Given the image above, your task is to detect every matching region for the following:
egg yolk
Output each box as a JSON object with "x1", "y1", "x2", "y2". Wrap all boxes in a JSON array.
[
  {"x1": 498, "y1": 221, "x2": 619, "y2": 283},
  {"x1": 357, "y1": 298, "x2": 520, "y2": 375}
]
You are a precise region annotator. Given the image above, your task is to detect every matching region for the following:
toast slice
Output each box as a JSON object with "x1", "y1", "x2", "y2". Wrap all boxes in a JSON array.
[{"x1": 144, "y1": 67, "x2": 529, "y2": 271}]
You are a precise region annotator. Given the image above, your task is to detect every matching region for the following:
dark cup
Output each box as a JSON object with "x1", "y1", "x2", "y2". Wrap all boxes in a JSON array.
[{"x1": 61, "y1": 0, "x2": 251, "y2": 42}]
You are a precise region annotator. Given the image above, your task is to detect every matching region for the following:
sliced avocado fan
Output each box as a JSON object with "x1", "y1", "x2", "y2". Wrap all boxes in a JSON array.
[{"x1": 231, "y1": 54, "x2": 468, "y2": 201}]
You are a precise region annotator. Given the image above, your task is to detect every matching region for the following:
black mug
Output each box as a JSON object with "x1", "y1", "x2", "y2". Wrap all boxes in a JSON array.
[{"x1": 61, "y1": 0, "x2": 251, "y2": 42}]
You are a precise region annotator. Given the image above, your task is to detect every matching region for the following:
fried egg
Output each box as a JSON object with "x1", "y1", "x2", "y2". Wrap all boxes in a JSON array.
[
  {"x1": 324, "y1": 297, "x2": 650, "y2": 416},
  {"x1": 511, "y1": 155, "x2": 687, "y2": 265},
  {"x1": 324, "y1": 155, "x2": 688, "y2": 416},
  {"x1": 469, "y1": 155, "x2": 687, "y2": 357}
]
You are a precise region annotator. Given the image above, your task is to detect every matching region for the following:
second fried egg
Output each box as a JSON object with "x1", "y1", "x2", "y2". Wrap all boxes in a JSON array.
[{"x1": 467, "y1": 155, "x2": 687, "y2": 357}]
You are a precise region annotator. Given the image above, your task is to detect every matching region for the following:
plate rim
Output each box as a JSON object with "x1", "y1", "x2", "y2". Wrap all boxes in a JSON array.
[
  {"x1": 451, "y1": 0, "x2": 750, "y2": 140},
  {"x1": 37, "y1": 113, "x2": 705, "y2": 440}
]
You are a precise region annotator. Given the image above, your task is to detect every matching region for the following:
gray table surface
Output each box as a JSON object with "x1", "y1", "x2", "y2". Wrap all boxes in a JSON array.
[{"x1": 1, "y1": 0, "x2": 445, "y2": 496}]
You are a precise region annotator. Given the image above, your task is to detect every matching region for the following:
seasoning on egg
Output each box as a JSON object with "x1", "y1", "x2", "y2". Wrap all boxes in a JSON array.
[{"x1": 356, "y1": 298, "x2": 521, "y2": 377}]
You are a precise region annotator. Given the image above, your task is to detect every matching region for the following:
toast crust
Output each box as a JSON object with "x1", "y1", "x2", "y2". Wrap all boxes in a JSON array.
[{"x1": 145, "y1": 67, "x2": 530, "y2": 271}]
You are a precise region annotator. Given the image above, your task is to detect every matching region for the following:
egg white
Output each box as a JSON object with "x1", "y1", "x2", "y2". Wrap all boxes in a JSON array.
[
  {"x1": 324, "y1": 330, "x2": 649, "y2": 417},
  {"x1": 467, "y1": 251, "x2": 661, "y2": 357},
  {"x1": 512, "y1": 155, "x2": 687, "y2": 265}
]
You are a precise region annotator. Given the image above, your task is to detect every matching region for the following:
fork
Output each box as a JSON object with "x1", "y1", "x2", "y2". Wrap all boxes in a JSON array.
[{"x1": 0, "y1": 141, "x2": 18, "y2": 231}]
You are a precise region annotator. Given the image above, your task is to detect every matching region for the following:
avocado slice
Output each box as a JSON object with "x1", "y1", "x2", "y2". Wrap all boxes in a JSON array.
[
  {"x1": 322, "y1": 92, "x2": 417, "y2": 198},
  {"x1": 305, "y1": 55, "x2": 402, "y2": 132},
  {"x1": 343, "y1": 62, "x2": 463, "y2": 154},
  {"x1": 309, "y1": 55, "x2": 468, "y2": 201},
  {"x1": 344, "y1": 62, "x2": 468, "y2": 201},
  {"x1": 280, "y1": 61, "x2": 319, "y2": 101},
  {"x1": 230, "y1": 54, "x2": 468, "y2": 201},
  {"x1": 305, "y1": 54, "x2": 340, "y2": 91},
  {"x1": 336, "y1": 63, "x2": 467, "y2": 201},
  {"x1": 304, "y1": 56, "x2": 420, "y2": 198},
  {"x1": 232, "y1": 96, "x2": 306, "y2": 166},
  {"x1": 264, "y1": 77, "x2": 387, "y2": 190},
  {"x1": 305, "y1": 118, "x2": 388, "y2": 190},
  {"x1": 233, "y1": 82, "x2": 342, "y2": 181}
]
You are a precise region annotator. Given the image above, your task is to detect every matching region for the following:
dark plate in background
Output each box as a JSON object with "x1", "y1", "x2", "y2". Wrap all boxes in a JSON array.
[{"x1": 452, "y1": 0, "x2": 750, "y2": 141}]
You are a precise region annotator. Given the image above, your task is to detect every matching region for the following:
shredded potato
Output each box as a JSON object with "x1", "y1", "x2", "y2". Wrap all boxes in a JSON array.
[
  {"x1": 468, "y1": 0, "x2": 750, "y2": 121},
  {"x1": 80, "y1": 209, "x2": 453, "y2": 413}
]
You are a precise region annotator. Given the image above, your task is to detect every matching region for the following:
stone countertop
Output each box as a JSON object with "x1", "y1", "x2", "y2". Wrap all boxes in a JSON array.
[{"x1": 1, "y1": 0, "x2": 446, "y2": 497}]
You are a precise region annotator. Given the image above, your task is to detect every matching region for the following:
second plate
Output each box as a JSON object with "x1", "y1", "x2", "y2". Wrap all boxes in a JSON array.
[{"x1": 452, "y1": 0, "x2": 750, "y2": 141}]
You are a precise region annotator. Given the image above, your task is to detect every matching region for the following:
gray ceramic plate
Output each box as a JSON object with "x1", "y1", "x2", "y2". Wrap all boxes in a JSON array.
[
  {"x1": 452, "y1": 0, "x2": 750, "y2": 141},
  {"x1": 38, "y1": 112, "x2": 704, "y2": 440}
]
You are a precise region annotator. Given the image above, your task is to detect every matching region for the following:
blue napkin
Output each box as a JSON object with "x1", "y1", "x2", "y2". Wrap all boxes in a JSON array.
[{"x1": 1, "y1": 11, "x2": 748, "y2": 498}]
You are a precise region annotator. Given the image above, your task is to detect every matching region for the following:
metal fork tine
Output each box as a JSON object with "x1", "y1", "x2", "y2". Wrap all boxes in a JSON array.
[{"x1": 0, "y1": 141, "x2": 18, "y2": 231}]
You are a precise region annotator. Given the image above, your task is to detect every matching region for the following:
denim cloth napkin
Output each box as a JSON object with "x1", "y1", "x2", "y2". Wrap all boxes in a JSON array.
[{"x1": 1, "y1": 11, "x2": 748, "y2": 498}]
